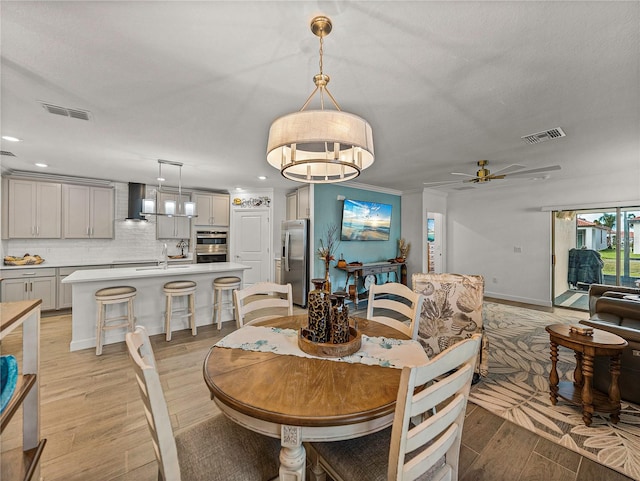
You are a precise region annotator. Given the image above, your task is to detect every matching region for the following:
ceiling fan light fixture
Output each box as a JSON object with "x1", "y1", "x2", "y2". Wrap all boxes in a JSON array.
[{"x1": 266, "y1": 15, "x2": 374, "y2": 184}]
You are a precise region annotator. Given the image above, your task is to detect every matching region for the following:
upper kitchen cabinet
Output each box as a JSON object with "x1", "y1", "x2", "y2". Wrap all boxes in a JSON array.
[
  {"x1": 194, "y1": 192, "x2": 229, "y2": 226},
  {"x1": 63, "y1": 184, "x2": 114, "y2": 239},
  {"x1": 157, "y1": 191, "x2": 192, "y2": 239},
  {"x1": 8, "y1": 179, "x2": 62, "y2": 238},
  {"x1": 286, "y1": 191, "x2": 298, "y2": 221},
  {"x1": 297, "y1": 185, "x2": 310, "y2": 219}
]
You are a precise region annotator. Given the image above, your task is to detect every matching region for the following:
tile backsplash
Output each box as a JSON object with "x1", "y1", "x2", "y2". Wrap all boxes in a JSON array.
[{"x1": 3, "y1": 182, "x2": 192, "y2": 264}]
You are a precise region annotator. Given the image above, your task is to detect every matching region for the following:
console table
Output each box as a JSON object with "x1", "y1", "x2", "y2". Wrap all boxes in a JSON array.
[{"x1": 336, "y1": 261, "x2": 407, "y2": 309}]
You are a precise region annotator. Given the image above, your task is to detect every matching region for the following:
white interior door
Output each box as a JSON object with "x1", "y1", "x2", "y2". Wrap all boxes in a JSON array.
[{"x1": 232, "y1": 209, "x2": 270, "y2": 287}]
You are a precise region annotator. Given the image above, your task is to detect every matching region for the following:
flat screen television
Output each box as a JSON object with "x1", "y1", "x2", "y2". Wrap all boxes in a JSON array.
[{"x1": 340, "y1": 199, "x2": 392, "y2": 241}]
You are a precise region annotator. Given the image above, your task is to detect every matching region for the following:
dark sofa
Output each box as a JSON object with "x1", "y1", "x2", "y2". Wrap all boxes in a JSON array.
[
  {"x1": 587, "y1": 283, "x2": 640, "y2": 316},
  {"x1": 581, "y1": 295, "x2": 640, "y2": 404}
]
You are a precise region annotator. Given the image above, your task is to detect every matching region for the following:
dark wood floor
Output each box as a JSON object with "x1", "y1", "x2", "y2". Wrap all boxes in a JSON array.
[
  {"x1": 1, "y1": 308, "x2": 633, "y2": 481},
  {"x1": 460, "y1": 402, "x2": 632, "y2": 481}
]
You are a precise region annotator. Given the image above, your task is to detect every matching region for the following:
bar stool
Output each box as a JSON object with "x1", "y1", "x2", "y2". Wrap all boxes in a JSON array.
[
  {"x1": 213, "y1": 276, "x2": 241, "y2": 329},
  {"x1": 163, "y1": 280, "x2": 197, "y2": 342},
  {"x1": 95, "y1": 286, "x2": 137, "y2": 355}
]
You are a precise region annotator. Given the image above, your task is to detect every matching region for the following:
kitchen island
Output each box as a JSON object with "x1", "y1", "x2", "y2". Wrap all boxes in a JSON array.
[{"x1": 62, "y1": 262, "x2": 250, "y2": 352}]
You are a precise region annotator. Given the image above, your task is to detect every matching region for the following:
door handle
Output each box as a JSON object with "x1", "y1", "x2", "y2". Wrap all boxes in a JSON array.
[
  {"x1": 283, "y1": 231, "x2": 290, "y2": 272},
  {"x1": 24, "y1": 282, "x2": 28, "y2": 292},
  {"x1": 30, "y1": 282, "x2": 33, "y2": 292}
]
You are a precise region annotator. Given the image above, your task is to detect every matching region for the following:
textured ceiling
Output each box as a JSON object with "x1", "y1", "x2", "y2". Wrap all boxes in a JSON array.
[{"x1": 1, "y1": 1, "x2": 638, "y2": 193}]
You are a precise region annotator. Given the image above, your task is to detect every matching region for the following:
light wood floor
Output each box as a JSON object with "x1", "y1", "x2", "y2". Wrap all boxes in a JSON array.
[{"x1": 1, "y1": 309, "x2": 633, "y2": 481}]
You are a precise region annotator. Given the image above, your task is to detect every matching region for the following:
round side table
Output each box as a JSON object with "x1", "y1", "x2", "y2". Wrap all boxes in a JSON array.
[{"x1": 545, "y1": 323, "x2": 627, "y2": 426}]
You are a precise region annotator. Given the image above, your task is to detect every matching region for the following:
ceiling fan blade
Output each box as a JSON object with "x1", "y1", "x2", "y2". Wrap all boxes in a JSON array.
[
  {"x1": 506, "y1": 165, "x2": 561, "y2": 177},
  {"x1": 486, "y1": 174, "x2": 507, "y2": 180},
  {"x1": 450, "y1": 172, "x2": 477, "y2": 177},
  {"x1": 423, "y1": 179, "x2": 465, "y2": 186},
  {"x1": 488, "y1": 163, "x2": 526, "y2": 176}
]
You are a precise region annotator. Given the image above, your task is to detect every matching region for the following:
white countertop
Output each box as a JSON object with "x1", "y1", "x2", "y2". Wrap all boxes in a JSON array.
[
  {"x1": 1, "y1": 255, "x2": 194, "y2": 270},
  {"x1": 62, "y1": 262, "x2": 250, "y2": 283}
]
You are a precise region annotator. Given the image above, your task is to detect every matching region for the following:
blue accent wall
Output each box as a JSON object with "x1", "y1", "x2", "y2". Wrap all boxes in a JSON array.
[{"x1": 313, "y1": 184, "x2": 401, "y2": 291}]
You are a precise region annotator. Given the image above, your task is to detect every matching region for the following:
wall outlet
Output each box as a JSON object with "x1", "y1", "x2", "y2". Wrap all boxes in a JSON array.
[
  {"x1": 514, "y1": 246, "x2": 522, "y2": 253},
  {"x1": 492, "y1": 277, "x2": 498, "y2": 284}
]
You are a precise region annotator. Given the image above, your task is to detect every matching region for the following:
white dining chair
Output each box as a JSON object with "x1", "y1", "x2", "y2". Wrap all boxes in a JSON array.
[
  {"x1": 306, "y1": 333, "x2": 482, "y2": 481},
  {"x1": 125, "y1": 326, "x2": 280, "y2": 481},
  {"x1": 366, "y1": 282, "x2": 424, "y2": 340},
  {"x1": 234, "y1": 282, "x2": 293, "y2": 327}
]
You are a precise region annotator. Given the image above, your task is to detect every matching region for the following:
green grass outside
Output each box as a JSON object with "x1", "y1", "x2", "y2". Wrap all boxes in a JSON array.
[
  {"x1": 598, "y1": 248, "x2": 640, "y2": 277},
  {"x1": 598, "y1": 247, "x2": 640, "y2": 260}
]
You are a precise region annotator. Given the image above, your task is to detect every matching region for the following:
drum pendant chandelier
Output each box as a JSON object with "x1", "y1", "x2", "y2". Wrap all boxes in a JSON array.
[{"x1": 266, "y1": 16, "x2": 374, "y2": 184}]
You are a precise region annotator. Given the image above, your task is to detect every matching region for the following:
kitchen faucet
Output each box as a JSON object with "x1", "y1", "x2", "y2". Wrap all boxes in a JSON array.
[{"x1": 160, "y1": 243, "x2": 168, "y2": 269}]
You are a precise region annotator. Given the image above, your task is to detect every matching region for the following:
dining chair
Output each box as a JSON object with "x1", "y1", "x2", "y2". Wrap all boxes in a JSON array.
[
  {"x1": 412, "y1": 273, "x2": 488, "y2": 381},
  {"x1": 306, "y1": 333, "x2": 482, "y2": 481},
  {"x1": 366, "y1": 282, "x2": 424, "y2": 340},
  {"x1": 234, "y1": 282, "x2": 293, "y2": 327},
  {"x1": 125, "y1": 326, "x2": 280, "y2": 481}
]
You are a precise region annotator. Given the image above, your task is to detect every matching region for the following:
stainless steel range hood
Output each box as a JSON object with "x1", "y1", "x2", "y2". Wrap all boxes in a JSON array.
[{"x1": 126, "y1": 183, "x2": 148, "y2": 221}]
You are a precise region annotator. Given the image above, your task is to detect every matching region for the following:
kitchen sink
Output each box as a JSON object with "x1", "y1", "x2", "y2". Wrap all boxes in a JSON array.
[{"x1": 135, "y1": 265, "x2": 191, "y2": 271}]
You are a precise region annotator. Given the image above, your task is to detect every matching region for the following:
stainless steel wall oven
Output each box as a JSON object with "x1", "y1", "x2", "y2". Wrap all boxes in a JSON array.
[{"x1": 196, "y1": 229, "x2": 228, "y2": 263}]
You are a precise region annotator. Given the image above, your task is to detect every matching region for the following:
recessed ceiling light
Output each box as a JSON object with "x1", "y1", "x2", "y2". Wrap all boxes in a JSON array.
[
  {"x1": 157, "y1": 177, "x2": 165, "y2": 182},
  {"x1": 35, "y1": 163, "x2": 48, "y2": 168},
  {"x1": 235, "y1": 187, "x2": 243, "y2": 191},
  {"x1": 258, "y1": 175, "x2": 267, "y2": 180},
  {"x1": 2, "y1": 136, "x2": 22, "y2": 142}
]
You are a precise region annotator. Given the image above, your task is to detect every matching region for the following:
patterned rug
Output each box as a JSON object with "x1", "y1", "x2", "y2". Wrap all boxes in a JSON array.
[{"x1": 470, "y1": 302, "x2": 640, "y2": 480}]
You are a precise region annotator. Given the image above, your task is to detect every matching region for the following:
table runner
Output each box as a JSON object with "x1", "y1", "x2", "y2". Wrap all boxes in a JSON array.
[{"x1": 215, "y1": 326, "x2": 428, "y2": 369}]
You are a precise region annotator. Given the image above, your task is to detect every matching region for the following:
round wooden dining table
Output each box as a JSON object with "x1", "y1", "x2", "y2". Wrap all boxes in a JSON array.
[{"x1": 203, "y1": 314, "x2": 427, "y2": 481}]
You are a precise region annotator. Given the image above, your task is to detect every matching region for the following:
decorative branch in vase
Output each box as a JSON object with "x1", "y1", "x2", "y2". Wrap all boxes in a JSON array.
[{"x1": 318, "y1": 223, "x2": 340, "y2": 292}]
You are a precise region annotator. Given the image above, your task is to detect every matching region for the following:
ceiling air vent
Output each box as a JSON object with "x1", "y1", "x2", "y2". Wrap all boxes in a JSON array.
[
  {"x1": 521, "y1": 127, "x2": 566, "y2": 145},
  {"x1": 1, "y1": 151, "x2": 16, "y2": 157},
  {"x1": 40, "y1": 102, "x2": 91, "y2": 121}
]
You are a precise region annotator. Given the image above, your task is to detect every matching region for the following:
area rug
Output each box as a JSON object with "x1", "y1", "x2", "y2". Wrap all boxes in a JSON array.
[{"x1": 470, "y1": 302, "x2": 640, "y2": 480}]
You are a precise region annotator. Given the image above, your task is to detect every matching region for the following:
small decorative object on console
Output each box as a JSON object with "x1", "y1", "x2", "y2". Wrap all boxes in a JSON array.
[
  {"x1": 570, "y1": 325, "x2": 594, "y2": 336},
  {"x1": 398, "y1": 238, "x2": 410, "y2": 261}
]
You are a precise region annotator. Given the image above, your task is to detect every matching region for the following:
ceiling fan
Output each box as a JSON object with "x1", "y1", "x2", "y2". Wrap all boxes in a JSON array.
[{"x1": 423, "y1": 160, "x2": 561, "y2": 187}]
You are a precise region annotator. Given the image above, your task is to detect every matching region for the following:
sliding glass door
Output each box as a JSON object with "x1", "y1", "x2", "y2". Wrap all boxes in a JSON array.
[{"x1": 552, "y1": 206, "x2": 639, "y2": 310}]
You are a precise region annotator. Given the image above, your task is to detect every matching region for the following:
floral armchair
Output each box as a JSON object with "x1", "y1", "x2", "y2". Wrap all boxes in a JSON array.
[{"x1": 412, "y1": 273, "x2": 488, "y2": 380}]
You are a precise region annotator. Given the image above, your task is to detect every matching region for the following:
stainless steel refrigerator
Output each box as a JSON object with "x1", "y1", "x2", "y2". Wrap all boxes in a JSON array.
[{"x1": 281, "y1": 219, "x2": 309, "y2": 307}]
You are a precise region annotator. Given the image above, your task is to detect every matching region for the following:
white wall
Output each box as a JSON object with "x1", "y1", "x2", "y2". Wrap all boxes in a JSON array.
[
  {"x1": 400, "y1": 191, "x2": 423, "y2": 282},
  {"x1": 444, "y1": 168, "x2": 640, "y2": 306}
]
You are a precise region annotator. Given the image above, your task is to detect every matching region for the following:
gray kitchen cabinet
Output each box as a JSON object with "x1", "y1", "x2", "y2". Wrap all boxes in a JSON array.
[
  {"x1": 286, "y1": 191, "x2": 298, "y2": 220},
  {"x1": 63, "y1": 184, "x2": 114, "y2": 238},
  {"x1": 8, "y1": 179, "x2": 62, "y2": 238},
  {"x1": 57, "y1": 265, "x2": 110, "y2": 309},
  {"x1": 194, "y1": 192, "x2": 229, "y2": 226},
  {"x1": 1, "y1": 268, "x2": 57, "y2": 310},
  {"x1": 297, "y1": 185, "x2": 310, "y2": 219},
  {"x1": 156, "y1": 192, "x2": 192, "y2": 239}
]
